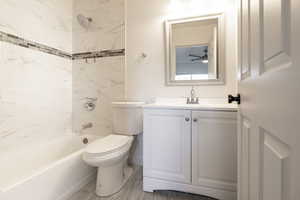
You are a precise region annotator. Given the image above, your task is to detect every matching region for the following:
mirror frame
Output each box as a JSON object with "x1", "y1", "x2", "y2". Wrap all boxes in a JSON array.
[{"x1": 165, "y1": 13, "x2": 225, "y2": 86}]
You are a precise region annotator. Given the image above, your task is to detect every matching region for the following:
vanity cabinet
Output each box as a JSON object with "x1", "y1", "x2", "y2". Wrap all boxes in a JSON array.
[
  {"x1": 143, "y1": 109, "x2": 191, "y2": 184},
  {"x1": 192, "y1": 111, "x2": 237, "y2": 191},
  {"x1": 143, "y1": 108, "x2": 237, "y2": 200}
]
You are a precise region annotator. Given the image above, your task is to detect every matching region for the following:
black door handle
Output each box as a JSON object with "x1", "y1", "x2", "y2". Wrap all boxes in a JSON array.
[{"x1": 228, "y1": 94, "x2": 241, "y2": 104}]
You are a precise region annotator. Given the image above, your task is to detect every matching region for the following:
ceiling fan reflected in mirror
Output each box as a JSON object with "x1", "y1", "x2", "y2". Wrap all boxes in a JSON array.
[{"x1": 188, "y1": 47, "x2": 208, "y2": 64}]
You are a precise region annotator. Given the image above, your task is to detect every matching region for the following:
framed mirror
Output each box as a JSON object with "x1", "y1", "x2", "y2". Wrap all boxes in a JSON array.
[{"x1": 165, "y1": 13, "x2": 225, "y2": 86}]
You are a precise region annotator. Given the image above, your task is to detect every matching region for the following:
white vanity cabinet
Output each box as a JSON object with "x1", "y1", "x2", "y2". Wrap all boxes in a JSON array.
[
  {"x1": 143, "y1": 107, "x2": 237, "y2": 200},
  {"x1": 143, "y1": 109, "x2": 191, "y2": 184},
  {"x1": 192, "y1": 111, "x2": 237, "y2": 192}
]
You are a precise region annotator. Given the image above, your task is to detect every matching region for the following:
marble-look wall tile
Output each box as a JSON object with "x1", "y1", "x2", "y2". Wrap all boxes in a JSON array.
[
  {"x1": 0, "y1": 0, "x2": 73, "y2": 155},
  {"x1": 72, "y1": 56, "x2": 125, "y2": 136},
  {"x1": 73, "y1": 0, "x2": 125, "y2": 53},
  {"x1": 72, "y1": 0, "x2": 126, "y2": 139},
  {"x1": 0, "y1": 31, "x2": 72, "y2": 59},
  {"x1": 0, "y1": 30, "x2": 124, "y2": 60},
  {"x1": 0, "y1": 0, "x2": 127, "y2": 159},
  {"x1": 0, "y1": 0, "x2": 73, "y2": 52},
  {"x1": 0, "y1": 42, "x2": 72, "y2": 154}
]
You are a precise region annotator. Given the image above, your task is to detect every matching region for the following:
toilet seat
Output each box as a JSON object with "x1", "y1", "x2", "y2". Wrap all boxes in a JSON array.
[{"x1": 85, "y1": 134, "x2": 133, "y2": 157}]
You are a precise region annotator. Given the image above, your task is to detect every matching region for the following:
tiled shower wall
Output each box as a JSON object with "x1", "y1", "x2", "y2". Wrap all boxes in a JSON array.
[
  {"x1": 72, "y1": 57, "x2": 125, "y2": 136},
  {"x1": 0, "y1": 0, "x2": 73, "y2": 154},
  {"x1": 72, "y1": 0, "x2": 125, "y2": 53},
  {"x1": 0, "y1": 0, "x2": 126, "y2": 154},
  {"x1": 72, "y1": 0, "x2": 125, "y2": 136}
]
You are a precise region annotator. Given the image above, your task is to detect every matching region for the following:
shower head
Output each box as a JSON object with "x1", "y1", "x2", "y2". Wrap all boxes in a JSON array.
[{"x1": 77, "y1": 14, "x2": 93, "y2": 29}]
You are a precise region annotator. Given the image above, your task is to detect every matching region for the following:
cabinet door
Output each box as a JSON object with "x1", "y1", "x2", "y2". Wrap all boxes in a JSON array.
[
  {"x1": 192, "y1": 111, "x2": 237, "y2": 191},
  {"x1": 143, "y1": 109, "x2": 191, "y2": 184}
]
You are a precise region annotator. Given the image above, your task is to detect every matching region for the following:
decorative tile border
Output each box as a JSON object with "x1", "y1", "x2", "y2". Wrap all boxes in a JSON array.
[
  {"x1": 0, "y1": 31, "x2": 72, "y2": 59},
  {"x1": 72, "y1": 49, "x2": 125, "y2": 60},
  {"x1": 0, "y1": 31, "x2": 125, "y2": 60}
]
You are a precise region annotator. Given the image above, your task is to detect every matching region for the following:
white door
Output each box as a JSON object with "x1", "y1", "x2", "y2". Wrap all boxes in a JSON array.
[
  {"x1": 143, "y1": 109, "x2": 191, "y2": 184},
  {"x1": 192, "y1": 111, "x2": 237, "y2": 193},
  {"x1": 237, "y1": 0, "x2": 300, "y2": 200}
]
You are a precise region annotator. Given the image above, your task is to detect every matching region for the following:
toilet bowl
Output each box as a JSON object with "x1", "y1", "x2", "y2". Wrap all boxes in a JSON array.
[
  {"x1": 82, "y1": 134, "x2": 134, "y2": 196},
  {"x1": 82, "y1": 101, "x2": 144, "y2": 197}
]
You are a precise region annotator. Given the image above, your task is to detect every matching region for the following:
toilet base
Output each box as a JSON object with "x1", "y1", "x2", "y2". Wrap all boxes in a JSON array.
[{"x1": 95, "y1": 162, "x2": 133, "y2": 197}]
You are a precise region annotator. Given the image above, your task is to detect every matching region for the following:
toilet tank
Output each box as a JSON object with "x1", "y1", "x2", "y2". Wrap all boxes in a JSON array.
[{"x1": 112, "y1": 101, "x2": 144, "y2": 135}]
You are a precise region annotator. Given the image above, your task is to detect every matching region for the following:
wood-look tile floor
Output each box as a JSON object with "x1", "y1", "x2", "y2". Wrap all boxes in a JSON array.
[{"x1": 67, "y1": 168, "x2": 216, "y2": 200}]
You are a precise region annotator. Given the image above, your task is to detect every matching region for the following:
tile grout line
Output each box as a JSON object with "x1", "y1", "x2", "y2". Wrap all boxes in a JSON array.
[{"x1": 0, "y1": 31, "x2": 125, "y2": 60}]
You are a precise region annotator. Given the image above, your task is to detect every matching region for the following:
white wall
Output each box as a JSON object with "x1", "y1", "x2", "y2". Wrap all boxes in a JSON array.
[
  {"x1": 125, "y1": 0, "x2": 238, "y2": 100},
  {"x1": 172, "y1": 24, "x2": 214, "y2": 46}
]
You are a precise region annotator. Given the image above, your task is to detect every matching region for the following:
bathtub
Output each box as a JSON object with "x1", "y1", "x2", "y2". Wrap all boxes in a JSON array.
[{"x1": 0, "y1": 134, "x2": 99, "y2": 200}]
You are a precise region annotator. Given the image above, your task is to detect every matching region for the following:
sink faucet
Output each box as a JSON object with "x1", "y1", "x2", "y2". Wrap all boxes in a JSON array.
[{"x1": 187, "y1": 87, "x2": 199, "y2": 104}]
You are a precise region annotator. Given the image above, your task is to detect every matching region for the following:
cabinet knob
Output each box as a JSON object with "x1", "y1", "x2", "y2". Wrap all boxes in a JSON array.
[
  {"x1": 185, "y1": 117, "x2": 190, "y2": 122},
  {"x1": 193, "y1": 118, "x2": 198, "y2": 122}
]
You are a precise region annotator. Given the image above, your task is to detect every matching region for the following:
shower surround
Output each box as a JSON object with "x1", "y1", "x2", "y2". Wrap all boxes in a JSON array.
[
  {"x1": 0, "y1": 0, "x2": 125, "y2": 199},
  {"x1": 0, "y1": 0, "x2": 125, "y2": 150},
  {"x1": 72, "y1": 0, "x2": 125, "y2": 137},
  {"x1": 0, "y1": 0, "x2": 73, "y2": 155}
]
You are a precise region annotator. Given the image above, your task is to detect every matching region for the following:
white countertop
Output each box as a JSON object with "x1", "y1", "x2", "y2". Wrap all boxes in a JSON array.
[
  {"x1": 112, "y1": 101, "x2": 145, "y2": 107},
  {"x1": 142, "y1": 98, "x2": 238, "y2": 111}
]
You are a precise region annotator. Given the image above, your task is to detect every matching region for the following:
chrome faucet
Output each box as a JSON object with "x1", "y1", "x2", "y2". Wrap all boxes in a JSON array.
[{"x1": 187, "y1": 87, "x2": 199, "y2": 104}]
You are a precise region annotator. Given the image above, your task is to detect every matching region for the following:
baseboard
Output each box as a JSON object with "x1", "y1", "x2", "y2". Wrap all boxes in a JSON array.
[
  {"x1": 56, "y1": 172, "x2": 96, "y2": 200},
  {"x1": 143, "y1": 177, "x2": 236, "y2": 200}
]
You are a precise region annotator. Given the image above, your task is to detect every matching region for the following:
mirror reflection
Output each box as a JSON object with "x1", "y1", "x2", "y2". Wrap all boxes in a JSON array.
[
  {"x1": 175, "y1": 45, "x2": 210, "y2": 80},
  {"x1": 166, "y1": 14, "x2": 224, "y2": 85}
]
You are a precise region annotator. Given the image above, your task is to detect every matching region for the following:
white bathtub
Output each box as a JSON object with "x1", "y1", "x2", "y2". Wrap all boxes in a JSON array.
[{"x1": 0, "y1": 134, "x2": 99, "y2": 200}]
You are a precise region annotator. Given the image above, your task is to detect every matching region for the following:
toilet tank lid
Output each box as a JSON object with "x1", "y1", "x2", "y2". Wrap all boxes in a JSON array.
[{"x1": 112, "y1": 101, "x2": 145, "y2": 108}]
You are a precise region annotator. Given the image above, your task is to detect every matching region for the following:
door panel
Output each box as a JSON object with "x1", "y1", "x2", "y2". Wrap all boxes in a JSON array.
[
  {"x1": 261, "y1": 129, "x2": 291, "y2": 200},
  {"x1": 262, "y1": 0, "x2": 291, "y2": 73},
  {"x1": 238, "y1": 116, "x2": 250, "y2": 200},
  {"x1": 239, "y1": 0, "x2": 251, "y2": 79},
  {"x1": 238, "y1": 0, "x2": 300, "y2": 199},
  {"x1": 143, "y1": 109, "x2": 191, "y2": 184},
  {"x1": 192, "y1": 111, "x2": 237, "y2": 192}
]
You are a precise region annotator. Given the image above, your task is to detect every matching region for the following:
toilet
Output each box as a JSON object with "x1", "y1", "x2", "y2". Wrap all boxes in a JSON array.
[{"x1": 82, "y1": 101, "x2": 144, "y2": 197}]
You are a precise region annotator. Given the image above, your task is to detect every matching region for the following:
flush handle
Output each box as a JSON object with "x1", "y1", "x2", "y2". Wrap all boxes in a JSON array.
[
  {"x1": 185, "y1": 117, "x2": 190, "y2": 122},
  {"x1": 228, "y1": 94, "x2": 241, "y2": 104}
]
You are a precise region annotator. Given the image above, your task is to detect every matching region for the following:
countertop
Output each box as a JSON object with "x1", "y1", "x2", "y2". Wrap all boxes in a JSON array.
[{"x1": 142, "y1": 98, "x2": 238, "y2": 111}]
